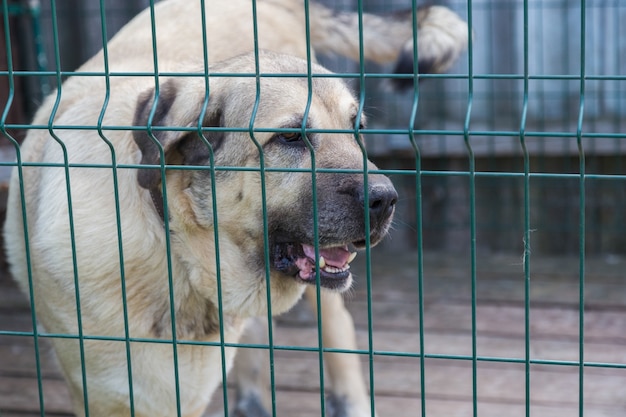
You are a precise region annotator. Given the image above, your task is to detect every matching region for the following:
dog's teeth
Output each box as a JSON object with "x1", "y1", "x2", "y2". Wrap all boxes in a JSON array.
[
  {"x1": 347, "y1": 252, "x2": 357, "y2": 264},
  {"x1": 319, "y1": 256, "x2": 326, "y2": 269}
]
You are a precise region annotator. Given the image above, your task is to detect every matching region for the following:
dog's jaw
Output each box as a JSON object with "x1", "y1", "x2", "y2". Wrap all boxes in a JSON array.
[{"x1": 272, "y1": 242, "x2": 357, "y2": 291}]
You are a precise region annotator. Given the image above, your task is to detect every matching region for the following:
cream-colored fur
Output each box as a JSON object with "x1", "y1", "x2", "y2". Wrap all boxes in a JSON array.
[
  {"x1": 5, "y1": 0, "x2": 467, "y2": 416},
  {"x1": 6, "y1": 50, "x2": 395, "y2": 417}
]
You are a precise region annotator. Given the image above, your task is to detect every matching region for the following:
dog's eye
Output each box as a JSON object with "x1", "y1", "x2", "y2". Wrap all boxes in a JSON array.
[
  {"x1": 276, "y1": 132, "x2": 306, "y2": 146},
  {"x1": 281, "y1": 132, "x2": 300, "y2": 142},
  {"x1": 351, "y1": 116, "x2": 365, "y2": 130}
]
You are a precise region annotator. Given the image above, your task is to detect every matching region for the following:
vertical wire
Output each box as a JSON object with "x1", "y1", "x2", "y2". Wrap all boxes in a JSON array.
[
  {"x1": 93, "y1": 2, "x2": 136, "y2": 415},
  {"x1": 406, "y1": 0, "x2": 426, "y2": 415},
  {"x1": 247, "y1": 1, "x2": 278, "y2": 415},
  {"x1": 192, "y1": 2, "x2": 233, "y2": 416},
  {"x1": 144, "y1": 2, "x2": 182, "y2": 415},
  {"x1": 613, "y1": 1, "x2": 623, "y2": 163},
  {"x1": 0, "y1": 3, "x2": 46, "y2": 415},
  {"x1": 462, "y1": 0, "x2": 477, "y2": 415},
  {"x1": 298, "y1": 1, "x2": 328, "y2": 416},
  {"x1": 352, "y1": 0, "x2": 375, "y2": 415},
  {"x1": 576, "y1": 1, "x2": 587, "y2": 416},
  {"x1": 27, "y1": 0, "x2": 50, "y2": 95},
  {"x1": 45, "y1": 1, "x2": 91, "y2": 414},
  {"x1": 519, "y1": 0, "x2": 531, "y2": 416}
]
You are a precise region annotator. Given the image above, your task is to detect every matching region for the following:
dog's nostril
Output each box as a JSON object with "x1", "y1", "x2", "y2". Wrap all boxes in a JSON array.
[
  {"x1": 370, "y1": 199, "x2": 383, "y2": 210},
  {"x1": 368, "y1": 187, "x2": 398, "y2": 221}
]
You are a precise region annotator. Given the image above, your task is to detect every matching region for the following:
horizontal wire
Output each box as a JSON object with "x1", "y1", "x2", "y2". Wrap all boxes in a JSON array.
[
  {"x1": 3, "y1": 70, "x2": 626, "y2": 81},
  {"x1": 0, "y1": 161, "x2": 621, "y2": 181},
  {"x1": 1, "y1": 329, "x2": 624, "y2": 370},
  {"x1": 4, "y1": 123, "x2": 626, "y2": 140}
]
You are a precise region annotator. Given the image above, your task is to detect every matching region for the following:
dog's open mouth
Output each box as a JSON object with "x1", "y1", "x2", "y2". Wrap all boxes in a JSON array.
[{"x1": 273, "y1": 243, "x2": 357, "y2": 290}]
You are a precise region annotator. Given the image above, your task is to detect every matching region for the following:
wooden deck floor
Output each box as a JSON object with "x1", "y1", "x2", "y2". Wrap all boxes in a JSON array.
[{"x1": 1, "y1": 250, "x2": 625, "y2": 417}]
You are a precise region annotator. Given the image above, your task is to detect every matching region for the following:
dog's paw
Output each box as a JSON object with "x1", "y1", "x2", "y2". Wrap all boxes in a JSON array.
[
  {"x1": 230, "y1": 393, "x2": 271, "y2": 417},
  {"x1": 325, "y1": 393, "x2": 349, "y2": 417},
  {"x1": 325, "y1": 393, "x2": 376, "y2": 417},
  {"x1": 391, "y1": 5, "x2": 469, "y2": 90}
]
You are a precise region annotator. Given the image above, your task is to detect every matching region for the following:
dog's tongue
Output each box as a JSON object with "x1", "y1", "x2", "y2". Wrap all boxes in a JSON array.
[{"x1": 302, "y1": 244, "x2": 350, "y2": 268}]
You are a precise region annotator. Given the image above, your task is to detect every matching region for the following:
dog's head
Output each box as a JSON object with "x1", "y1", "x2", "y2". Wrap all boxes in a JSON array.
[{"x1": 132, "y1": 52, "x2": 397, "y2": 300}]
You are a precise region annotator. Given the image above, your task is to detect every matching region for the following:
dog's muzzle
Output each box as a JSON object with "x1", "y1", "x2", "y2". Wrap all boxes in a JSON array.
[{"x1": 272, "y1": 177, "x2": 397, "y2": 291}]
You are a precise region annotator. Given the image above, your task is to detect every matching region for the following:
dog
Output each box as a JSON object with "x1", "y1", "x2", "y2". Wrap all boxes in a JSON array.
[{"x1": 4, "y1": 0, "x2": 467, "y2": 416}]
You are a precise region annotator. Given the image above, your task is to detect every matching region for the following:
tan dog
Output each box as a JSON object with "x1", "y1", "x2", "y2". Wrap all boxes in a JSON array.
[{"x1": 4, "y1": 1, "x2": 467, "y2": 416}]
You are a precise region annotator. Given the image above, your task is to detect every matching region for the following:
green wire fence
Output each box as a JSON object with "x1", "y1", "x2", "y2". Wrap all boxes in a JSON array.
[{"x1": 1, "y1": 0, "x2": 626, "y2": 416}]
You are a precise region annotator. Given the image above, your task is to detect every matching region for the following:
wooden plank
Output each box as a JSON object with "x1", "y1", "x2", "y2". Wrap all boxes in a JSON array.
[
  {"x1": 350, "y1": 252, "x2": 626, "y2": 308},
  {"x1": 0, "y1": 414, "x2": 73, "y2": 417},
  {"x1": 270, "y1": 320, "x2": 626, "y2": 365},
  {"x1": 0, "y1": 280, "x2": 29, "y2": 310},
  {"x1": 0, "y1": 375, "x2": 72, "y2": 415},
  {"x1": 265, "y1": 355, "x2": 626, "y2": 408},
  {"x1": 0, "y1": 339, "x2": 63, "y2": 378},
  {"x1": 2, "y1": 324, "x2": 624, "y2": 417},
  {"x1": 206, "y1": 388, "x2": 625, "y2": 417},
  {"x1": 278, "y1": 298, "x2": 626, "y2": 347},
  {"x1": 3, "y1": 358, "x2": 624, "y2": 417},
  {"x1": 205, "y1": 375, "x2": 625, "y2": 417},
  {"x1": 0, "y1": 312, "x2": 33, "y2": 333}
]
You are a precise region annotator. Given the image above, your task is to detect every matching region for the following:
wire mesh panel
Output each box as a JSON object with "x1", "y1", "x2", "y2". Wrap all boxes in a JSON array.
[{"x1": 1, "y1": 1, "x2": 625, "y2": 417}]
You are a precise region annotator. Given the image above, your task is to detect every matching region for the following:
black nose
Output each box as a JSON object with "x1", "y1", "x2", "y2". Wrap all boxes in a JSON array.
[{"x1": 367, "y1": 180, "x2": 398, "y2": 226}]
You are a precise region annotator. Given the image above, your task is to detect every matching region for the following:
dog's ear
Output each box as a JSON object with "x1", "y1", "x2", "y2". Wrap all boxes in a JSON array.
[{"x1": 133, "y1": 79, "x2": 223, "y2": 189}]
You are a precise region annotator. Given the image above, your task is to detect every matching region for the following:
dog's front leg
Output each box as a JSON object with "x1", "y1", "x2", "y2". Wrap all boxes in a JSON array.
[
  {"x1": 305, "y1": 288, "x2": 377, "y2": 417},
  {"x1": 229, "y1": 317, "x2": 272, "y2": 417}
]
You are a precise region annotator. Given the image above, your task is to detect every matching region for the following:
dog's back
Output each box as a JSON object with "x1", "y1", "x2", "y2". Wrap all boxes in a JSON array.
[{"x1": 76, "y1": 0, "x2": 467, "y2": 76}]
